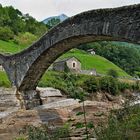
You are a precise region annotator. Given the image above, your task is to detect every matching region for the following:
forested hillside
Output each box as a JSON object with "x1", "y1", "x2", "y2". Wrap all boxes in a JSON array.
[
  {"x1": 79, "y1": 42, "x2": 140, "y2": 77},
  {"x1": 0, "y1": 4, "x2": 47, "y2": 46}
]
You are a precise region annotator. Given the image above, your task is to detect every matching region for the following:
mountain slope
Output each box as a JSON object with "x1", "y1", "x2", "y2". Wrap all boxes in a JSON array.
[{"x1": 42, "y1": 14, "x2": 68, "y2": 24}]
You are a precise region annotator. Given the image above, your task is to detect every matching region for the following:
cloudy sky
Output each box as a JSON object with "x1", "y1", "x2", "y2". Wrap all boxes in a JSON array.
[{"x1": 0, "y1": 0, "x2": 140, "y2": 21}]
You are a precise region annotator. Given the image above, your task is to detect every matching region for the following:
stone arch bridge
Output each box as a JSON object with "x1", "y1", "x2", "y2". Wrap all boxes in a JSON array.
[{"x1": 0, "y1": 4, "x2": 140, "y2": 109}]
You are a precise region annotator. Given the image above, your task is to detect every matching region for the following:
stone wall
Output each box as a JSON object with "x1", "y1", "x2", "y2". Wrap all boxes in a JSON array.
[
  {"x1": 53, "y1": 61, "x2": 66, "y2": 72},
  {"x1": 66, "y1": 57, "x2": 81, "y2": 72},
  {"x1": 80, "y1": 69, "x2": 97, "y2": 76}
]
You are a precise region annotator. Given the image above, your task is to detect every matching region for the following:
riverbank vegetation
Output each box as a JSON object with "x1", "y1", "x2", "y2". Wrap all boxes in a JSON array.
[
  {"x1": 0, "y1": 4, "x2": 47, "y2": 49},
  {"x1": 0, "y1": 70, "x2": 139, "y2": 96},
  {"x1": 39, "y1": 71, "x2": 140, "y2": 97},
  {"x1": 96, "y1": 104, "x2": 140, "y2": 140}
]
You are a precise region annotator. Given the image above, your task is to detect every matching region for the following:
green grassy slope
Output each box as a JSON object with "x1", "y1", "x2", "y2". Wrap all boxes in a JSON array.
[
  {"x1": 59, "y1": 49, "x2": 130, "y2": 77},
  {"x1": 0, "y1": 40, "x2": 27, "y2": 54},
  {"x1": 0, "y1": 71, "x2": 11, "y2": 87}
]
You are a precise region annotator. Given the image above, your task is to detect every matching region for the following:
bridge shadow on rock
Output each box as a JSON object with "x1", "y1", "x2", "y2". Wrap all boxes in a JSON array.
[
  {"x1": 36, "y1": 107, "x2": 71, "y2": 138},
  {"x1": 37, "y1": 108, "x2": 66, "y2": 126}
]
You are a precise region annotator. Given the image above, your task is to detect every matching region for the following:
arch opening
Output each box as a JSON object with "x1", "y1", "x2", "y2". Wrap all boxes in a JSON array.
[{"x1": 19, "y1": 34, "x2": 140, "y2": 92}]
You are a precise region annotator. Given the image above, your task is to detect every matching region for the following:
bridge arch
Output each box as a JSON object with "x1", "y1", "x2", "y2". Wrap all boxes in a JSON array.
[{"x1": 1, "y1": 4, "x2": 140, "y2": 92}]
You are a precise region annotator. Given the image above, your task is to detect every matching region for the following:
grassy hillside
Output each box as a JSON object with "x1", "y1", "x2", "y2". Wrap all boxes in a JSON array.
[
  {"x1": 0, "y1": 71, "x2": 11, "y2": 87},
  {"x1": 0, "y1": 40, "x2": 27, "y2": 54},
  {"x1": 59, "y1": 49, "x2": 130, "y2": 77}
]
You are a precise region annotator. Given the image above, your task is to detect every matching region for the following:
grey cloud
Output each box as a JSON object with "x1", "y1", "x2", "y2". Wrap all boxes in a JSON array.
[{"x1": 0, "y1": 0, "x2": 140, "y2": 21}]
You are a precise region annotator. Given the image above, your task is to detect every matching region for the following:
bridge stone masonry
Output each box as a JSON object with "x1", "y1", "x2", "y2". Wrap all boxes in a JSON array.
[{"x1": 0, "y1": 4, "x2": 140, "y2": 109}]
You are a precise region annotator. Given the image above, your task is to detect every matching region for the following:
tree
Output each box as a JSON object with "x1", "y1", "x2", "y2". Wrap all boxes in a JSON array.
[
  {"x1": 14, "y1": 32, "x2": 37, "y2": 46},
  {"x1": 0, "y1": 26, "x2": 14, "y2": 41},
  {"x1": 107, "y1": 69, "x2": 119, "y2": 78},
  {"x1": 0, "y1": 5, "x2": 48, "y2": 41},
  {"x1": 79, "y1": 41, "x2": 140, "y2": 76},
  {"x1": 83, "y1": 77, "x2": 99, "y2": 93},
  {"x1": 100, "y1": 76, "x2": 119, "y2": 96}
]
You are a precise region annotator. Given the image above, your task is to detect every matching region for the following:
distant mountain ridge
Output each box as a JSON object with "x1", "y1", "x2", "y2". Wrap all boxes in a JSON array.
[{"x1": 42, "y1": 14, "x2": 68, "y2": 24}]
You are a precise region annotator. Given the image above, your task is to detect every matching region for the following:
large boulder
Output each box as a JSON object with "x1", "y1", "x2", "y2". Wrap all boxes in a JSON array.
[{"x1": 37, "y1": 87, "x2": 64, "y2": 104}]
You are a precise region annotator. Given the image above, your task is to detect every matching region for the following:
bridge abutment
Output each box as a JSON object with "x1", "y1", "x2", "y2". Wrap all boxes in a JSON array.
[{"x1": 16, "y1": 90, "x2": 42, "y2": 109}]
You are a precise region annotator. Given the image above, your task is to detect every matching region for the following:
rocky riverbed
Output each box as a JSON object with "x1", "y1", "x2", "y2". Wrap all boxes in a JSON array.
[{"x1": 0, "y1": 87, "x2": 131, "y2": 140}]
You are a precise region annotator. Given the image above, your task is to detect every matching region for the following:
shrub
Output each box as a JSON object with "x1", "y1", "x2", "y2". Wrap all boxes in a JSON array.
[
  {"x1": 118, "y1": 82, "x2": 132, "y2": 92},
  {"x1": 132, "y1": 80, "x2": 140, "y2": 91},
  {"x1": 100, "y1": 76, "x2": 119, "y2": 96},
  {"x1": 107, "y1": 69, "x2": 119, "y2": 78},
  {"x1": 83, "y1": 77, "x2": 99, "y2": 93},
  {"x1": 96, "y1": 105, "x2": 140, "y2": 140},
  {"x1": 14, "y1": 32, "x2": 37, "y2": 46},
  {"x1": 52, "y1": 123, "x2": 70, "y2": 139},
  {"x1": 18, "y1": 124, "x2": 70, "y2": 140},
  {"x1": 20, "y1": 125, "x2": 49, "y2": 140},
  {"x1": 0, "y1": 26, "x2": 14, "y2": 41},
  {"x1": 14, "y1": 136, "x2": 27, "y2": 140}
]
